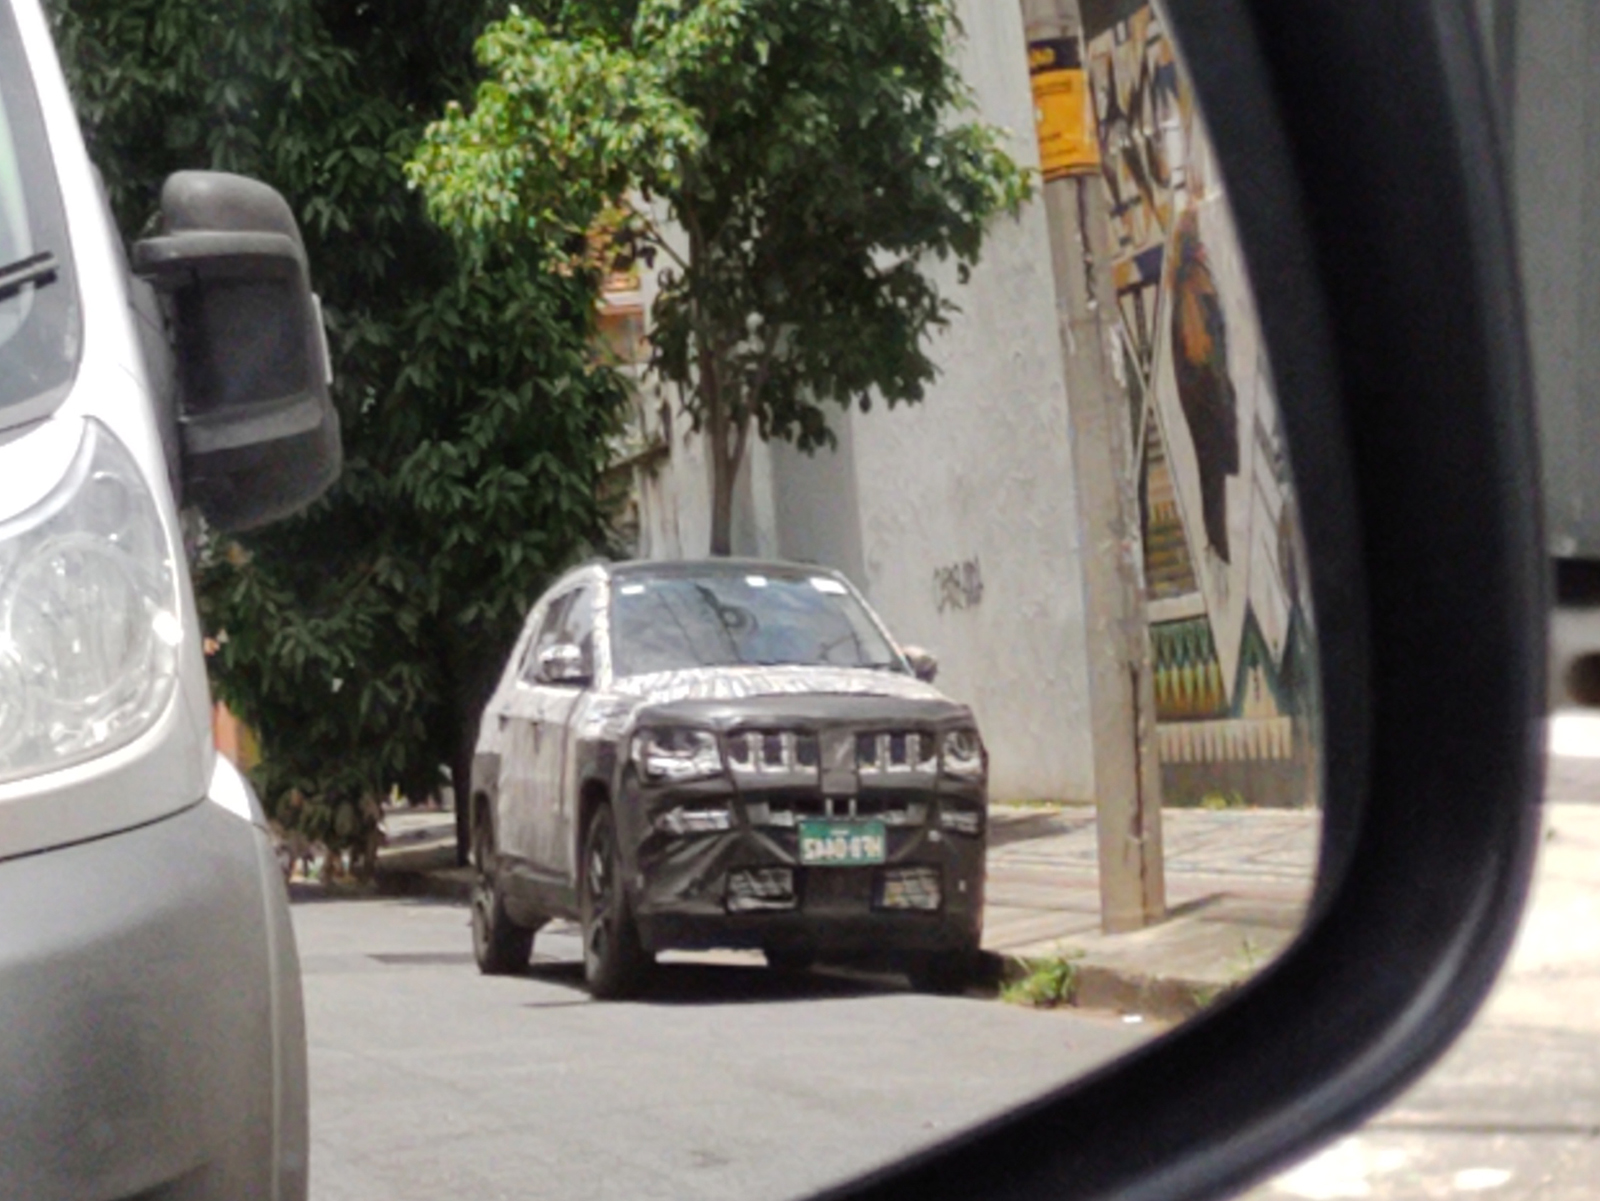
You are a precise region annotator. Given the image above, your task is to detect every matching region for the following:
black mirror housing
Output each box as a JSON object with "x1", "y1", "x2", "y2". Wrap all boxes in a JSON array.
[{"x1": 132, "y1": 171, "x2": 340, "y2": 531}]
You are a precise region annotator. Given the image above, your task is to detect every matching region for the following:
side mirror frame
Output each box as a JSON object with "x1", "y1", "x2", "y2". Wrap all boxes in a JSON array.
[{"x1": 133, "y1": 171, "x2": 341, "y2": 531}]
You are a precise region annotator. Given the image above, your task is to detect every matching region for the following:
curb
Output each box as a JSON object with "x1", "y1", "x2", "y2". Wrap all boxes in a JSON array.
[{"x1": 986, "y1": 950, "x2": 1230, "y2": 1023}]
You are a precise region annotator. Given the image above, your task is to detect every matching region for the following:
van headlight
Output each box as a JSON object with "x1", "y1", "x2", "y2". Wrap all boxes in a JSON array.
[{"x1": 0, "y1": 419, "x2": 181, "y2": 783}]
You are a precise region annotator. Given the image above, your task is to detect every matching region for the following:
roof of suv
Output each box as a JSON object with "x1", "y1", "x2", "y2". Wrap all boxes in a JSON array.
[{"x1": 602, "y1": 558, "x2": 850, "y2": 583}]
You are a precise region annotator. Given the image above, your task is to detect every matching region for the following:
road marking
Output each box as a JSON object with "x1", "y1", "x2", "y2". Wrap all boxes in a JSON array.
[
  {"x1": 1270, "y1": 1137, "x2": 1409, "y2": 1199},
  {"x1": 1452, "y1": 1168, "x2": 1513, "y2": 1191}
]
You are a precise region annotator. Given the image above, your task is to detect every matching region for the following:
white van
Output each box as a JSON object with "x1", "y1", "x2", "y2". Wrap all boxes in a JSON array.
[{"x1": 1, "y1": 0, "x2": 338, "y2": 1196}]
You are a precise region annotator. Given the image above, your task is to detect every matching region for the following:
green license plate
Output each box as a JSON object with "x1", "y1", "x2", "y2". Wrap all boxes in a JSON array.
[{"x1": 798, "y1": 820, "x2": 887, "y2": 866}]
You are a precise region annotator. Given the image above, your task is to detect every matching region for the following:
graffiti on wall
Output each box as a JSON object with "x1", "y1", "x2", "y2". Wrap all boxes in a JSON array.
[
  {"x1": 1083, "y1": 0, "x2": 1185, "y2": 390},
  {"x1": 1169, "y1": 209, "x2": 1240, "y2": 564},
  {"x1": 934, "y1": 558, "x2": 985, "y2": 613},
  {"x1": 1085, "y1": 0, "x2": 1316, "y2": 807}
]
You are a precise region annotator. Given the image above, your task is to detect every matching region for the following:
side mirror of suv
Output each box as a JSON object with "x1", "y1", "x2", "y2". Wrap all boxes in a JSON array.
[
  {"x1": 538, "y1": 643, "x2": 591, "y2": 687},
  {"x1": 902, "y1": 646, "x2": 939, "y2": 683},
  {"x1": 132, "y1": 170, "x2": 341, "y2": 531}
]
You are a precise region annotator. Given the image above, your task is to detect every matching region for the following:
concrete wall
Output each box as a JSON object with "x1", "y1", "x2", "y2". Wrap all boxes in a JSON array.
[{"x1": 631, "y1": 0, "x2": 1098, "y2": 803}]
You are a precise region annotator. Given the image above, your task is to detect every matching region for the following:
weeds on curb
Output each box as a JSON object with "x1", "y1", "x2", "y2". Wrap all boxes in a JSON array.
[{"x1": 1001, "y1": 950, "x2": 1084, "y2": 1008}]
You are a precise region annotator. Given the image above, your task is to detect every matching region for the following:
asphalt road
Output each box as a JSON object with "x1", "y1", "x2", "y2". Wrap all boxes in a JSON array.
[{"x1": 294, "y1": 899, "x2": 1146, "y2": 1201}]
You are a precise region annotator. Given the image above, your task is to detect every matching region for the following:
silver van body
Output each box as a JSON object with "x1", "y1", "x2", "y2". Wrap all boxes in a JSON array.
[{"x1": 1, "y1": 0, "x2": 328, "y2": 1195}]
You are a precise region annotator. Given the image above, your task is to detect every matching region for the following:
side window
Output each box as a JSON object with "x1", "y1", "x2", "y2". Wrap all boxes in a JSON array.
[{"x1": 518, "y1": 592, "x2": 574, "y2": 685}]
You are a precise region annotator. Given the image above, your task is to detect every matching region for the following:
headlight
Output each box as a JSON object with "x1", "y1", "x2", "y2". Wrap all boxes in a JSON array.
[
  {"x1": 631, "y1": 728, "x2": 724, "y2": 783},
  {"x1": 940, "y1": 728, "x2": 985, "y2": 781},
  {"x1": 0, "y1": 419, "x2": 181, "y2": 783}
]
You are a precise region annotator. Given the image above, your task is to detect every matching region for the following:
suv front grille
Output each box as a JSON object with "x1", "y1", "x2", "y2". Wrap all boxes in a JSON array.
[
  {"x1": 731, "y1": 726, "x2": 939, "y2": 828},
  {"x1": 727, "y1": 730, "x2": 820, "y2": 781},
  {"x1": 855, "y1": 731, "x2": 937, "y2": 777}
]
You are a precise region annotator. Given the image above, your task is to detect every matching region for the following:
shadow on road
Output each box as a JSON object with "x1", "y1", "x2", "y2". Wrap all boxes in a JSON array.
[
  {"x1": 288, "y1": 882, "x2": 468, "y2": 909},
  {"x1": 987, "y1": 809, "x2": 1094, "y2": 849},
  {"x1": 347, "y1": 941, "x2": 980, "y2": 1007},
  {"x1": 644, "y1": 961, "x2": 907, "y2": 1006},
  {"x1": 514, "y1": 954, "x2": 918, "y2": 1007}
]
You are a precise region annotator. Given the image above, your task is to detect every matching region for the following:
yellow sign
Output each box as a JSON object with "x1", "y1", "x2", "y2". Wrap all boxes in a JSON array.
[{"x1": 1029, "y1": 38, "x2": 1099, "y2": 180}]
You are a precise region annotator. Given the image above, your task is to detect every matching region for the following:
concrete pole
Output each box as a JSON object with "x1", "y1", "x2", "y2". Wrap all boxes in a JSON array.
[{"x1": 1020, "y1": 0, "x2": 1165, "y2": 932}]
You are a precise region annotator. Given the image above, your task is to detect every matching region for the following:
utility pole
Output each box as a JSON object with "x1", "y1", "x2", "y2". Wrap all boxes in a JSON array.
[{"x1": 1021, "y1": 0, "x2": 1165, "y2": 932}]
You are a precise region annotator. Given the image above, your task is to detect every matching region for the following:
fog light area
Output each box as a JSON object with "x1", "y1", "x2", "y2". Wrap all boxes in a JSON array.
[
  {"x1": 653, "y1": 806, "x2": 733, "y2": 835},
  {"x1": 875, "y1": 866, "x2": 941, "y2": 911},
  {"x1": 726, "y1": 867, "x2": 796, "y2": 912},
  {"x1": 938, "y1": 807, "x2": 982, "y2": 835}
]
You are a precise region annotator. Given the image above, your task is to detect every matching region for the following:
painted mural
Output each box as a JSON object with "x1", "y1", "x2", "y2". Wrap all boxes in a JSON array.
[{"x1": 1084, "y1": 0, "x2": 1317, "y2": 807}]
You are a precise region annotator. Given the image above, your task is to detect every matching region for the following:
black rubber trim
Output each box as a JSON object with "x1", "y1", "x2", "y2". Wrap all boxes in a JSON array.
[
  {"x1": 818, "y1": 1, "x2": 1545, "y2": 1199},
  {"x1": 1555, "y1": 558, "x2": 1600, "y2": 607}
]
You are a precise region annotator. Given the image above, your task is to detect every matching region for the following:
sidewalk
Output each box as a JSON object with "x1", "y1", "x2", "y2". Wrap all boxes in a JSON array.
[
  {"x1": 984, "y1": 805, "x2": 1315, "y2": 1019},
  {"x1": 367, "y1": 801, "x2": 1318, "y2": 1020}
]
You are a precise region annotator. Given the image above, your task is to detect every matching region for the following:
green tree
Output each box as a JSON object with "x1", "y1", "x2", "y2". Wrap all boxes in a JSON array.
[
  {"x1": 48, "y1": 0, "x2": 626, "y2": 867},
  {"x1": 409, "y1": 0, "x2": 1032, "y2": 555}
]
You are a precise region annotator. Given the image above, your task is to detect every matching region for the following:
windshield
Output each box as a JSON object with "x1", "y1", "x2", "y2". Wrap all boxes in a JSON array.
[
  {"x1": 0, "y1": 3, "x2": 79, "y2": 415},
  {"x1": 608, "y1": 569, "x2": 906, "y2": 679}
]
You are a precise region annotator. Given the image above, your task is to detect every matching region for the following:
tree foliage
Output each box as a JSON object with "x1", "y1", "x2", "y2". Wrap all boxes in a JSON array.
[
  {"x1": 48, "y1": 0, "x2": 626, "y2": 866},
  {"x1": 409, "y1": 0, "x2": 1032, "y2": 554}
]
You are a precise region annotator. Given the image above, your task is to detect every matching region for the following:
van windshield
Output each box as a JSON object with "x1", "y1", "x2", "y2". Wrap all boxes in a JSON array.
[{"x1": 0, "y1": 4, "x2": 79, "y2": 415}]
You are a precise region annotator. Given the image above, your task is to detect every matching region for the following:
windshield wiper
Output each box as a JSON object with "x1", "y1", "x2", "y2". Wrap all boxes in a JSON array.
[{"x1": 0, "y1": 251, "x2": 59, "y2": 302}]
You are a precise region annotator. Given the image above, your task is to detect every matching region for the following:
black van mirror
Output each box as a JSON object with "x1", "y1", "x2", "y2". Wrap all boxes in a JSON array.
[{"x1": 132, "y1": 170, "x2": 340, "y2": 531}]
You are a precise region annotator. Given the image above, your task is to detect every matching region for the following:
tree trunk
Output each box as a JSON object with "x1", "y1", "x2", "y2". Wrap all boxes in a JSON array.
[
  {"x1": 707, "y1": 418, "x2": 751, "y2": 557},
  {"x1": 701, "y1": 317, "x2": 741, "y2": 556},
  {"x1": 709, "y1": 423, "x2": 737, "y2": 556}
]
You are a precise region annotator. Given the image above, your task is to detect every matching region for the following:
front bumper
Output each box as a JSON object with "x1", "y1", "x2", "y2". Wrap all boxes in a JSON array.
[
  {"x1": 0, "y1": 797, "x2": 307, "y2": 1201},
  {"x1": 617, "y1": 776, "x2": 986, "y2": 957}
]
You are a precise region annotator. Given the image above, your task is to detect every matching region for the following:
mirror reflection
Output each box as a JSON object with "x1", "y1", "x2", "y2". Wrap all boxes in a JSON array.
[{"x1": 56, "y1": 0, "x2": 1321, "y2": 1194}]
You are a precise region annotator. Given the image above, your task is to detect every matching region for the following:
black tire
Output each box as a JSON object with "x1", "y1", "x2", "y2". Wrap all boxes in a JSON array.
[
  {"x1": 580, "y1": 804, "x2": 652, "y2": 999},
  {"x1": 470, "y1": 810, "x2": 534, "y2": 975},
  {"x1": 764, "y1": 945, "x2": 817, "y2": 974},
  {"x1": 907, "y1": 947, "x2": 978, "y2": 995}
]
